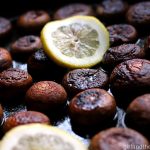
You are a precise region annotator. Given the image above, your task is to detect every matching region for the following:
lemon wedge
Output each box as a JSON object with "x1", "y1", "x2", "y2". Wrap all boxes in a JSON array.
[
  {"x1": 0, "y1": 124, "x2": 87, "y2": 150},
  {"x1": 41, "y1": 16, "x2": 109, "y2": 68}
]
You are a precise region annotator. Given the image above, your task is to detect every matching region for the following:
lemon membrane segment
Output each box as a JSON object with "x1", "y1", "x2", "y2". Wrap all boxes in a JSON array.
[{"x1": 51, "y1": 23, "x2": 99, "y2": 58}]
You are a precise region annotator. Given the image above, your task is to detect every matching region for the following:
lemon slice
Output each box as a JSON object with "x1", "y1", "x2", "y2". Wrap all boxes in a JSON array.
[
  {"x1": 41, "y1": 16, "x2": 109, "y2": 68},
  {"x1": 0, "y1": 124, "x2": 87, "y2": 150}
]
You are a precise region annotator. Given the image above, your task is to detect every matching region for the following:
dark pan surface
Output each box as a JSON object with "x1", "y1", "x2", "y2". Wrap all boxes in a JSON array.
[{"x1": 0, "y1": 1, "x2": 150, "y2": 146}]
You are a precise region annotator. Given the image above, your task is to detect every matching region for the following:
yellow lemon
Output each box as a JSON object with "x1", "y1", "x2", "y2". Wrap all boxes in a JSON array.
[
  {"x1": 0, "y1": 124, "x2": 87, "y2": 150},
  {"x1": 41, "y1": 16, "x2": 109, "y2": 68}
]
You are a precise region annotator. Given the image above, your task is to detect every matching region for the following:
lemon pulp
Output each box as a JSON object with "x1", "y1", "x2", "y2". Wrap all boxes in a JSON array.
[
  {"x1": 11, "y1": 134, "x2": 74, "y2": 150},
  {"x1": 51, "y1": 23, "x2": 99, "y2": 58}
]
